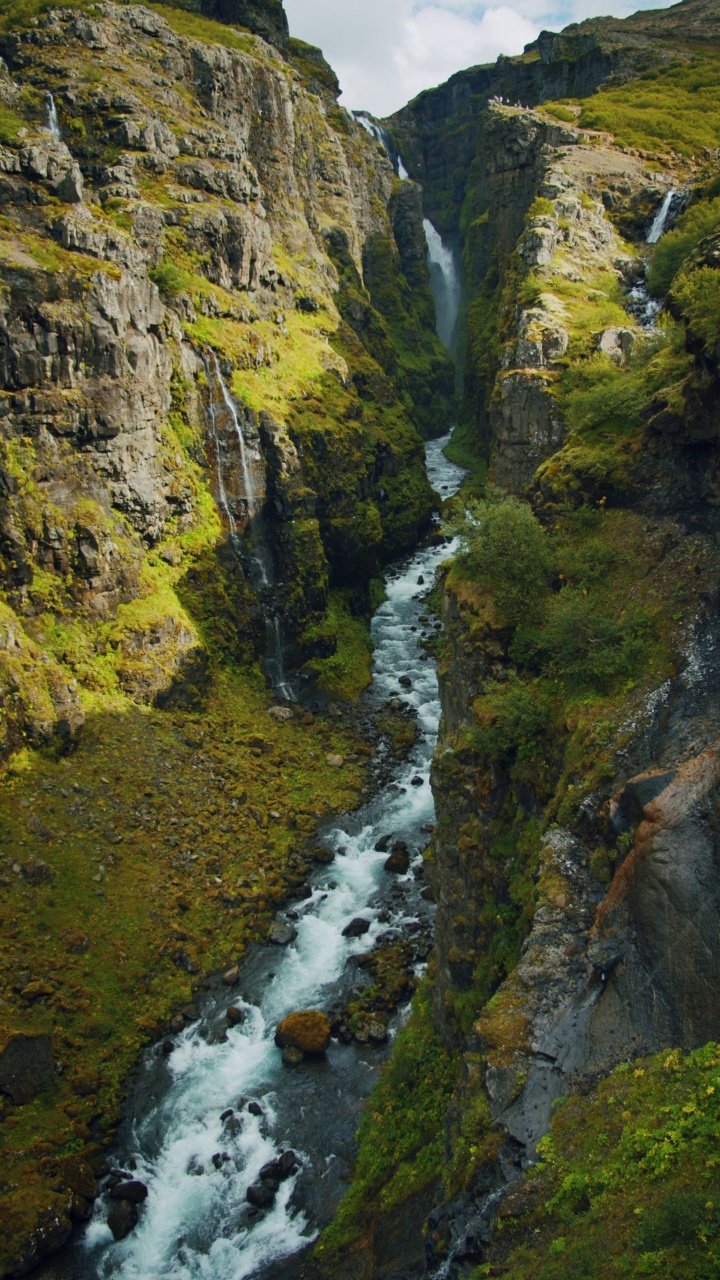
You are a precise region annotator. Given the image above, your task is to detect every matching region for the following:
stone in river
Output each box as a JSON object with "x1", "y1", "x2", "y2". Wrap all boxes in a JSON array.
[
  {"x1": 268, "y1": 919, "x2": 298, "y2": 946},
  {"x1": 275, "y1": 1009, "x2": 331, "y2": 1054},
  {"x1": 398, "y1": 675, "x2": 412, "y2": 688},
  {"x1": 353, "y1": 1014, "x2": 389, "y2": 1045},
  {"x1": 279, "y1": 1150, "x2": 299, "y2": 1178},
  {"x1": 107, "y1": 1200, "x2": 138, "y2": 1240},
  {"x1": 227, "y1": 1005, "x2": 246, "y2": 1026},
  {"x1": 411, "y1": 775, "x2": 423, "y2": 786},
  {"x1": 374, "y1": 833, "x2": 393, "y2": 852},
  {"x1": 384, "y1": 846, "x2": 410, "y2": 874},
  {"x1": 246, "y1": 1180, "x2": 276, "y2": 1209},
  {"x1": 247, "y1": 1101, "x2": 264, "y2": 1116},
  {"x1": 222, "y1": 966, "x2": 239, "y2": 986},
  {"x1": 313, "y1": 845, "x2": 336, "y2": 864},
  {"x1": 341, "y1": 917, "x2": 371, "y2": 938},
  {"x1": 282, "y1": 1045, "x2": 304, "y2": 1067},
  {"x1": 108, "y1": 1180, "x2": 148, "y2": 1204}
]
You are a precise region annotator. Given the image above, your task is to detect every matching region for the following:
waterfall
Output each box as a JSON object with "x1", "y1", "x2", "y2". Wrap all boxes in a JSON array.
[
  {"x1": 354, "y1": 111, "x2": 409, "y2": 180},
  {"x1": 647, "y1": 190, "x2": 677, "y2": 244},
  {"x1": 205, "y1": 358, "x2": 293, "y2": 700},
  {"x1": 423, "y1": 218, "x2": 461, "y2": 353},
  {"x1": 213, "y1": 355, "x2": 260, "y2": 519},
  {"x1": 45, "y1": 90, "x2": 61, "y2": 139}
]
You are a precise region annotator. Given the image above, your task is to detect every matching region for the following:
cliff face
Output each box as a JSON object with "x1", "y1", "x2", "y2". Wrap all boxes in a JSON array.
[
  {"x1": 320, "y1": 4, "x2": 720, "y2": 1277},
  {"x1": 0, "y1": 0, "x2": 454, "y2": 757},
  {"x1": 0, "y1": 2, "x2": 457, "y2": 1272}
]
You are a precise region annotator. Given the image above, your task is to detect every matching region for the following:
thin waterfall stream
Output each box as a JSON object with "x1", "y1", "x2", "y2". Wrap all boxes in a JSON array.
[
  {"x1": 57, "y1": 436, "x2": 466, "y2": 1280},
  {"x1": 204, "y1": 358, "x2": 293, "y2": 699}
]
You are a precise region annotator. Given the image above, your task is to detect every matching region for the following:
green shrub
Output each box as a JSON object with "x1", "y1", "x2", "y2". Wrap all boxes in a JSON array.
[
  {"x1": 149, "y1": 260, "x2": 193, "y2": 299},
  {"x1": 672, "y1": 266, "x2": 720, "y2": 351},
  {"x1": 557, "y1": 328, "x2": 691, "y2": 436},
  {"x1": 512, "y1": 588, "x2": 652, "y2": 692},
  {"x1": 544, "y1": 104, "x2": 576, "y2": 123},
  {"x1": 648, "y1": 196, "x2": 720, "y2": 296},
  {"x1": 527, "y1": 197, "x2": 555, "y2": 221},
  {"x1": 450, "y1": 491, "x2": 553, "y2": 626},
  {"x1": 471, "y1": 673, "x2": 551, "y2": 762}
]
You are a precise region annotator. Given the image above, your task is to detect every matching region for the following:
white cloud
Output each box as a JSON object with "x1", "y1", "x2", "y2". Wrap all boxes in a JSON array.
[
  {"x1": 393, "y1": 6, "x2": 539, "y2": 105},
  {"x1": 282, "y1": 0, "x2": 677, "y2": 117}
]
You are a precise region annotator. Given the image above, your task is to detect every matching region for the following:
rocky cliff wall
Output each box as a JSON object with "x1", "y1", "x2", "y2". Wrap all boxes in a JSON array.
[
  {"x1": 320, "y1": 4, "x2": 720, "y2": 1274},
  {"x1": 0, "y1": 0, "x2": 454, "y2": 757}
]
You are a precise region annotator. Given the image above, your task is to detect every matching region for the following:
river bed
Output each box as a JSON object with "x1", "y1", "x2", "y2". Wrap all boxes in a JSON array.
[{"x1": 51, "y1": 435, "x2": 465, "y2": 1280}]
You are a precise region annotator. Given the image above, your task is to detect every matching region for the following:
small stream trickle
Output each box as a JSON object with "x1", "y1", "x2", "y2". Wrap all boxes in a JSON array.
[{"x1": 62, "y1": 437, "x2": 465, "y2": 1280}]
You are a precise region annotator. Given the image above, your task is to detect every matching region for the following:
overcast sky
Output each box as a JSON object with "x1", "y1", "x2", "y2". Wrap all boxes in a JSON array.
[{"x1": 283, "y1": 0, "x2": 676, "y2": 117}]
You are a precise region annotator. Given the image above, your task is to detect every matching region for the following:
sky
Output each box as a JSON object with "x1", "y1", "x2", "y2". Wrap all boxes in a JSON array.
[{"x1": 282, "y1": 0, "x2": 677, "y2": 117}]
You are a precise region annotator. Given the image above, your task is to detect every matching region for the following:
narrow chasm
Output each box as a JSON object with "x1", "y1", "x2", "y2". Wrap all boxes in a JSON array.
[{"x1": 4, "y1": 2, "x2": 720, "y2": 1280}]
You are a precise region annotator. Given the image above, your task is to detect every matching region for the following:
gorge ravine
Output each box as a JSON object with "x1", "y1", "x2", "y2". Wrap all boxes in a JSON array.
[{"x1": 57, "y1": 439, "x2": 466, "y2": 1280}]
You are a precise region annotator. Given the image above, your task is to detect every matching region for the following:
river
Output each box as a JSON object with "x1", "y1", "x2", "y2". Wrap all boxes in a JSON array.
[{"x1": 55, "y1": 435, "x2": 465, "y2": 1280}]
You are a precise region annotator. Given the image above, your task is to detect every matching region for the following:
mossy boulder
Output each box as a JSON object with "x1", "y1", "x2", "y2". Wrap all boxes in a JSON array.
[{"x1": 275, "y1": 1010, "x2": 331, "y2": 1055}]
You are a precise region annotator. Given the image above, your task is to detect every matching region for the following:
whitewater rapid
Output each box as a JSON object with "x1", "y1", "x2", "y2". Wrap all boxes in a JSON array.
[{"x1": 66, "y1": 437, "x2": 465, "y2": 1280}]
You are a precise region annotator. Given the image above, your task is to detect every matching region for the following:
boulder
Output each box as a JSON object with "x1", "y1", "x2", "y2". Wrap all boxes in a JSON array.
[
  {"x1": 275, "y1": 1010, "x2": 331, "y2": 1054},
  {"x1": 374, "y1": 833, "x2": 393, "y2": 852},
  {"x1": 268, "y1": 920, "x2": 297, "y2": 946},
  {"x1": 353, "y1": 1013, "x2": 389, "y2": 1045},
  {"x1": 313, "y1": 845, "x2": 336, "y2": 864},
  {"x1": 326, "y1": 754, "x2": 344, "y2": 768},
  {"x1": 385, "y1": 840, "x2": 410, "y2": 874},
  {"x1": 0, "y1": 1030, "x2": 55, "y2": 1104},
  {"x1": 108, "y1": 1199, "x2": 138, "y2": 1240},
  {"x1": 226, "y1": 1005, "x2": 246, "y2": 1026},
  {"x1": 246, "y1": 1180, "x2": 276, "y2": 1209},
  {"x1": 108, "y1": 1180, "x2": 148, "y2": 1204},
  {"x1": 342, "y1": 917, "x2": 371, "y2": 938},
  {"x1": 268, "y1": 705, "x2": 293, "y2": 721}
]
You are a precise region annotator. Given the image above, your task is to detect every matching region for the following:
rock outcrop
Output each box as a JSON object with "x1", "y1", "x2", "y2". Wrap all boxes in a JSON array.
[{"x1": 0, "y1": 0, "x2": 453, "y2": 756}]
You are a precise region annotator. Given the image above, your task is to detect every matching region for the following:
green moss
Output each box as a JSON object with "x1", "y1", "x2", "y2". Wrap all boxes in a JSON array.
[
  {"x1": 143, "y1": 2, "x2": 255, "y2": 52},
  {"x1": 0, "y1": 0, "x2": 93, "y2": 36},
  {"x1": 0, "y1": 668, "x2": 366, "y2": 1268},
  {"x1": 577, "y1": 52, "x2": 720, "y2": 159},
  {"x1": 303, "y1": 590, "x2": 374, "y2": 701},
  {"x1": 672, "y1": 266, "x2": 720, "y2": 351},
  {"x1": 481, "y1": 1043, "x2": 720, "y2": 1279},
  {"x1": 315, "y1": 990, "x2": 459, "y2": 1269},
  {"x1": 0, "y1": 104, "x2": 25, "y2": 145}
]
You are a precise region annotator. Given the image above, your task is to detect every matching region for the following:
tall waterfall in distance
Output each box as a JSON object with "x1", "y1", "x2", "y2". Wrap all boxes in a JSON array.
[
  {"x1": 647, "y1": 190, "x2": 677, "y2": 244},
  {"x1": 423, "y1": 218, "x2": 461, "y2": 353}
]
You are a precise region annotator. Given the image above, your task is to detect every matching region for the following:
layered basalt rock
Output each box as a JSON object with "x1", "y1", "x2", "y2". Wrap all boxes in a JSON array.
[{"x1": 0, "y1": 0, "x2": 452, "y2": 757}]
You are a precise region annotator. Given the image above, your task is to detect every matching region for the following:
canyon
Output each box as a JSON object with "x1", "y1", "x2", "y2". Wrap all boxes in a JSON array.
[{"x1": 2, "y1": 1, "x2": 720, "y2": 1279}]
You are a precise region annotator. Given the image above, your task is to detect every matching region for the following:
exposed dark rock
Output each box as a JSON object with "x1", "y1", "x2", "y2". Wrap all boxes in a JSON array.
[
  {"x1": 108, "y1": 1180, "x2": 148, "y2": 1204},
  {"x1": 107, "y1": 1199, "x2": 138, "y2": 1240},
  {"x1": 0, "y1": 1031, "x2": 55, "y2": 1104},
  {"x1": 341, "y1": 917, "x2": 371, "y2": 938}
]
